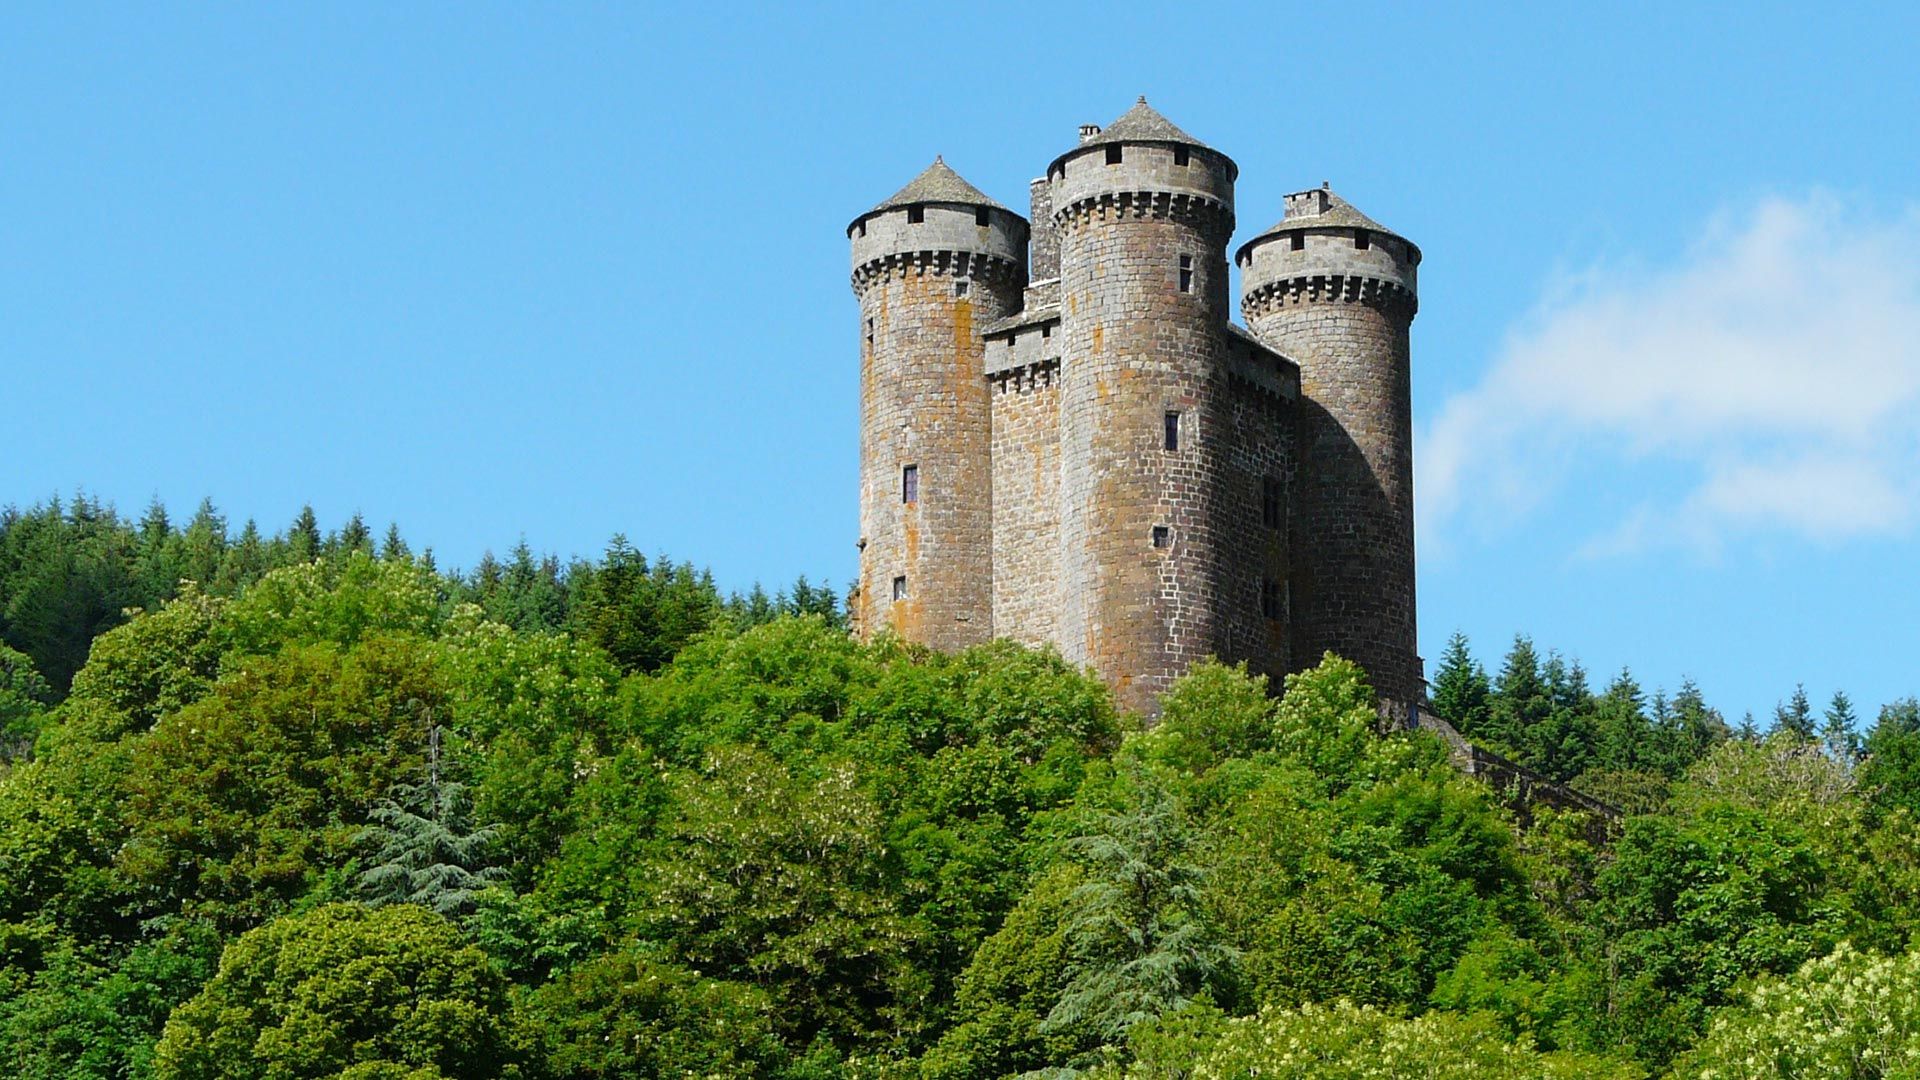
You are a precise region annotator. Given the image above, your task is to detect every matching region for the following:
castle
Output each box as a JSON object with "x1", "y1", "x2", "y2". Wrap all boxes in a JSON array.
[{"x1": 847, "y1": 99, "x2": 1421, "y2": 716}]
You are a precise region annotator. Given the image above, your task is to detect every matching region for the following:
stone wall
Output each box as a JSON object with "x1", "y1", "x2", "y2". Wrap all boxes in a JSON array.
[
  {"x1": 1211, "y1": 340, "x2": 1297, "y2": 686},
  {"x1": 988, "y1": 328, "x2": 1063, "y2": 646}
]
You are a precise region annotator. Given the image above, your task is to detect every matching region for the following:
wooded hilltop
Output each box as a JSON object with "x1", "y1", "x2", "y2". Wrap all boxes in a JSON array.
[{"x1": 2, "y1": 497, "x2": 1918, "y2": 1079}]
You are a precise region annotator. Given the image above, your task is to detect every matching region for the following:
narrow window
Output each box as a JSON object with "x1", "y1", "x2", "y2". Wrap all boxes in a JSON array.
[
  {"x1": 1178, "y1": 254, "x2": 1193, "y2": 293},
  {"x1": 1041, "y1": 323, "x2": 1051, "y2": 339},
  {"x1": 866, "y1": 317, "x2": 874, "y2": 347},
  {"x1": 1105, "y1": 144, "x2": 1123, "y2": 165},
  {"x1": 1173, "y1": 145, "x2": 1190, "y2": 167},
  {"x1": 902, "y1": 464, "x2": 918, "y2": 504},
  {"x1": 975, "y1": 207, "x2": 990, "y2": 226},
  {"x1": 1152, "y1": 526, "x2": 1170, "y2": 549},
  {"x1": 1354, "y1": 229, "x2": 1369, "y2": 250},
  {"x1": 1164, "y1": 411, "x2": 1181, "y2": 452},
  {"x1": 1261, "y1": 578, "x2": 1281, "y2": 620},
  {"x1": 954, "y1": 279, "x2": 970, "y2": 297},
  {"x1": 892, "y1": 575, "x2": 908, "y2": 601},
  {"x1": 858, "y1": 220, "x2": 867, "y2": 237},
  {"x1": 1290, "y1": 232, "x2": 1304, "y2": 252},
  {"x1": 1262, "y1": 478, "x2": 1282, "y2": 529},
  {"x1": 907, "y1": 205, "x2": 924, "y2": 224}
]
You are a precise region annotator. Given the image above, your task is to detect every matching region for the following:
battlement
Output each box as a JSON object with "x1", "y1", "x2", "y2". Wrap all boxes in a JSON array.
[
  {"x1": 1237, "y1": 186, "x2": 1418, "y2": 309},
  {"x1": 1240, "y1": 272, "x2": 1418, "y2": 321},
  {"x1": 848, "y1": 158, "x2": 1029, "y2": 296}
]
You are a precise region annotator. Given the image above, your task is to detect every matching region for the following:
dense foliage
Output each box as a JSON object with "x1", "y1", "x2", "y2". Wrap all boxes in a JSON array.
[{"x1": 2, "y1": 497, "x2": 1917, "y2": 1078}]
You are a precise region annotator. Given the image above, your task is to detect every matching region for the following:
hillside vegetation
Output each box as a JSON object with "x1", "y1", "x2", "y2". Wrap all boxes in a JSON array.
[{"x1": 2, "y1": 498, "x2": 1919, "y2": 1079}]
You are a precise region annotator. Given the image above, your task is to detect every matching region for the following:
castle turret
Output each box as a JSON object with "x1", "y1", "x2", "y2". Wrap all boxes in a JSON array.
[
  {"x1": 1237, "y1": 186, "x2": 1422, "y2": 708},
  {"x1": 848, "y1": 158, "x2": 1028, "y2": 648},
  {"x1": 1048, "y1": 98, "x2": 1237, "y2": 714}
]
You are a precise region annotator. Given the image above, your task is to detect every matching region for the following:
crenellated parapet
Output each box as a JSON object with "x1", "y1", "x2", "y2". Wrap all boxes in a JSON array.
[
  {"x1": 850, "y1": 249, "x2": 1023, "y2": 299},
  {"x1": 1240, "y1": 273, "x2": 1417, "y2": 321}
]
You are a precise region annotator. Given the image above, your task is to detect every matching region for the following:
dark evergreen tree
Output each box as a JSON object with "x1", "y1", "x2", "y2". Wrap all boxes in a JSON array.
[
  {"x1": 1430, "y1": 630, "x2": 1492, "y2": 733},
  {"x1": 288, "y1": 505, "x2": 322, "y2": 563},
  {"x1": 1486, "y1": 635, "x2": 1550, "y2": 762},
  {"x1": 1823, "y1": 690, "x2": 1861, "y2": 763},
  {"x1": 337, "y1": 511, "x2": 373, "y2": 557},
  {"x1": 357, "y1": 726, "x2": 506, "y2": 916},
  {"x1": 1774, "y1": 683, "x2": 1816, "y2": 741},
  {"x1": 381, "y1": 522, "x2": 410, "y2": 562}
]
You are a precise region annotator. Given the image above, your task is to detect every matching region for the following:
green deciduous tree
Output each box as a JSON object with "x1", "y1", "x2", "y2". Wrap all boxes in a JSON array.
[
  {"x1": 153, "y1": 903, "x2": 512, "y2": 1080},
  {"x1": 1673, "y1": 942, "x2": 1920, "y2": 1079},
  {"x1": 515, "y1": 946, "x2": 783, "y2": 1080}
]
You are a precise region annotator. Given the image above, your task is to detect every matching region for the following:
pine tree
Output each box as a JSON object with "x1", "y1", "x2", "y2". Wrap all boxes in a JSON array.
[
  {"x1": 289, "y1": 505, "x2": 323, "y2": 563},
  {"x1": 1487, "y1": 635, "x2": 1550, "y2": 761},
  {"x1": 381, "y1": 522, "x2": 410, "y2": 562},
  {"x1": 338, "y1": 512, "x2": 373, "y2": 556},
  {"x1": 1774, "y1": 683, "x2": 1816, "y2": 741},
  {"x1": 1043, "y1": 770, "x2": 1230, "y2": 1054},
  {"x1": 1430, "y1": 631, "x2": 1492, "y2": 733},
  {"x1": 1823, "y1": 690, "x2": 1860, "y2": 763},
  {"x1": 357, "y1": 724, "x2": 505, "y2": 916}
]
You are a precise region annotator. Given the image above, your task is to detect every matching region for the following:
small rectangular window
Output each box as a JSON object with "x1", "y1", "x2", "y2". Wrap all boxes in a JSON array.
[
  {"x1": 892, "y1": 575, "x2": 908, "y2": 601},
  {"x1": 1290, "y1": 232, "x2": 1304, "y2": 252},
  {"x1": 902, "y1": 464, "x2": 918, "y2": 504},
  {"x1": 1164, "y1": 411, "x2": 1181, "y2": 452},
  {"x1": 975, "y1": 207, "x2": 990, "y2": 226},
  {"x1": 1354, "y1": 230, "x2": 1370, "y2": 250},
  {"x1": 1105, "y1": 144, "x2": 1123, "y2": 165},
  {"x1": 1261, "y1": 578, "x2": 1282, "y2": 620},
  {"x1": 1173, "y1": 146, "x2": 1190, "y2": 167},
  {"x1": 1152, "y1": 526, "x2": 1170, "y2": 549},
  {"x1": 908, "y1": 205, "x2": 924, "y2": 224},
  {"x1": 954, "y1": 280, "x2": 969, "y2": 297},
  {"x1": 866, "y1": 317, "x2": 874, "y2": 346},
  {"x1": 1262, "y1": 478, "x2": 1282, "y2": 529},
  {"x1": 1178, "y1": 254, "x2": 1193, "y2": 293},
  {"x1": 1041, "y1": 324, "x2": 1051, "y2": 339},
  {"x1": 858, "y1": 220, "x2": 867, "y2": 237}
]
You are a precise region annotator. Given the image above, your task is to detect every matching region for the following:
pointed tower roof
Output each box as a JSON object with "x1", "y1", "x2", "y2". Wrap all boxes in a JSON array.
[
  {"x1": 1239, "y1": 184, "x2": 1419, "y2": 261},
  {"x1": 1080, "y1": 96, "x2": 1211, "y2": 151},
  {"x1": 860, "y1": 157, "x2": 1009, "y2": 219},
  {"x1": 1048, "y1": 97, "x2": 1235, "y2": 180}
]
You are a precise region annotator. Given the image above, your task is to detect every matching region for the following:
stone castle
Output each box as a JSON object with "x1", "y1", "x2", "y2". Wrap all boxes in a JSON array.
[{"x1": 847, "y1": 99, "x2": 1420, "y2": 716}]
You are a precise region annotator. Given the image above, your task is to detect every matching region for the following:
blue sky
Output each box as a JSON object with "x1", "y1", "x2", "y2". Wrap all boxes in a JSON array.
[{"x1": 5, "y1": 3, "x2": 1916, "y2": 723}]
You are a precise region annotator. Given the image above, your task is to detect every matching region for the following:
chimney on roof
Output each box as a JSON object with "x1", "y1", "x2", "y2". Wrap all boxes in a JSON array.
[{"x1": 1078, "y1": 124, "x2": 1101, "y2": 144}]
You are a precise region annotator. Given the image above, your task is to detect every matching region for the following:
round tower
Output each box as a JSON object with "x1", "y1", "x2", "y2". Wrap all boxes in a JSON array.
[
  {"x1": 1236, "y1": 186, "x2": 1421, "y2": 709},
  {"x1": 1048, "y1": 98, "x2": 1237, "y2": 715},
  {"x1": 848, "y1": 158, "x2": 1028, "y2": 649}
]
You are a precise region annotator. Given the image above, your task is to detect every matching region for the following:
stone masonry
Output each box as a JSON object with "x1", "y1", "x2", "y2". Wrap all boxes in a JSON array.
[{"x1": 848, "y1": 99, "x2": 1422, "y2": 715}]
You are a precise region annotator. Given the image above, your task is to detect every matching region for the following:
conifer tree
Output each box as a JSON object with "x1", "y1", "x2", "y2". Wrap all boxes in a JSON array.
[
  {"x1": 1823, "y1": 690, "x2": 1860, "y2": 763},
  {"x1": 357, "y1": 724, "x2": 505, "y2": 916},
  {"x1": 1774, "y1": 683, "x2": 1816, "y2": 741},
  {"x1": 288, "y1": 505, "x2": 322, "y2": 563},
  {"x1": 1430, "y1": 631, "x2": 1492, "y2": 733}
]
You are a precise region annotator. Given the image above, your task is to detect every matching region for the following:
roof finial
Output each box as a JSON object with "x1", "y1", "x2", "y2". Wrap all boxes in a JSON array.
[
  {"x1": 935, "y1": 154, "x2": 944, "y2": 164},
  {"x1": 1322, "y1": 180, "x2": 1330, "y2": 189},
  {"x1": 1138, "y1": 94, "x2": 1148, "y2": 104}
]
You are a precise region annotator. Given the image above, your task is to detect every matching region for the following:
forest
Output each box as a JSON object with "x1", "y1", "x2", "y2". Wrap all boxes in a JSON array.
[{"x1": 3, "y1": 496, "x2": 1919, "y2": 1079}]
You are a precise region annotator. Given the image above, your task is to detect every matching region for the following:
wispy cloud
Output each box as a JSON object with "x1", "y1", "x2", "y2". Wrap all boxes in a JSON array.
[{"x1": 1419, "y1": 194, "x2": 1920, "y2": 556}]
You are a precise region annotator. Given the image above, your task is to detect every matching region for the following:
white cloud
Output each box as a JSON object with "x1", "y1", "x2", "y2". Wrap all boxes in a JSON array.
[{"x1": 1419, "y1": 194, "x2": 1920, "y2": 556}]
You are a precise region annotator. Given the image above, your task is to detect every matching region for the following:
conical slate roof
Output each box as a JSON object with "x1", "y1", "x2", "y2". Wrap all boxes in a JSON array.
[
  {"x1": 1080, "y1": 96, "x2": 1211, "y2": 151},
  {"x1": 860, "y1": 157, "x2": 1009, "y2": 219},
  {"x1": 1243, "y1": 185, "x2": 1418, "y2": 257}
]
